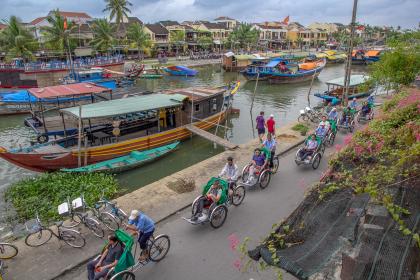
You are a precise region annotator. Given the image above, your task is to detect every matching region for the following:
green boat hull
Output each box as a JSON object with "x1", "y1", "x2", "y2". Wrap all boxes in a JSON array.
[
  {"x1": 139, "y1": 74, "x2": 163, "y2": 79},
  {"x1": 62, "y1": 141, "x2": 179, "y2": 173}
]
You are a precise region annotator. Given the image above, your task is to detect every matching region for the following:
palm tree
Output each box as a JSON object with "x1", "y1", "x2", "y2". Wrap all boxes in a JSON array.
[
  {"x1": 127, "y1": 22, "x2": 151, "y2": 60},
  {"x1": 228, "y1": 23, "x2": 259, "y2": 51},
  {"x1": 90, "y1": 19, "x2": 116, "y2": 54},
  {"x1": 41, "y1": 10, "x2": 76, "y2": 58},
  {"x1": 169, "y1": 30, "x2": 185, "y2": 56},
  {"x1": 197, "y1": 35, "x2": 213, "y2": 51},
  {"x1": 103, "y1": 0, "x2": 132, "y2": 32},
  {"x1": 0, "y1": 16, "x2": 38, "y2": 61}
]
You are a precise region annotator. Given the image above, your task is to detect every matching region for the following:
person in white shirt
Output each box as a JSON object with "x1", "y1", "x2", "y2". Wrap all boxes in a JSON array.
[
  {"x1": 219, "y1": 156, "x2": 239, "y2": 197},
  {"x1": 318, "y1": 115, "x2": 330, "y2": 130}
]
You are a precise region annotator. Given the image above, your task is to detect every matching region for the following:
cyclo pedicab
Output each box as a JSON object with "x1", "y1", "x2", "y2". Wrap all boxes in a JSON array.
[
  {"x1": 295, "y1": 134, "x2": 325, "y2": 169},
  {"x1": 183, "y1": 177, "x2": 246, "y2": 228},
  {"x1": 356, "y1": 101, "x2": 375, "y2": 123},
  {"x1": 241, "y1": 147, "x2": 279, "y2": 189},
  {"x1": 325, "y1": 119, "x2": 337, "y2": 146},
  {"x1": 94, "y1": 229, "x2": 170, "y2": 280},
  {"x1": 337, "y1": 107, "x2": 357, "y2": 133}
]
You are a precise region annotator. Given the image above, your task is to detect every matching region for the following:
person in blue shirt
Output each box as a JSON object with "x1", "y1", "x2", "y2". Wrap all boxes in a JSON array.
[
  {"x1": 350, "y1": 98, "x2": 358, "y2": 110},
  {"x1": 328, "y1": 107, "x2": 338, "y2": 122},
  {"x1": 315, "y1": 123, "x2": 328, "y2": 139},
  {"x1": 127, "y1": 210, "x2": 155, "y2": 262},
  {"x1": 367, "y1": 95, "x2": 374, "y2": 105},
  {"x1": 262, "y1": 133, "x2": 277, "y2": 168},
  {"x1": 247, "y1": 148, "x2": 266, "y2": 184}
]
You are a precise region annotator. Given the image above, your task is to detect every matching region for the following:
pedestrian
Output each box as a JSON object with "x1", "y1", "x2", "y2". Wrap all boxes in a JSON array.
[
  {"x1": 256, "y1": 111, "x2": 266, "y2": 143},
  {"x1": 266, "y1": 114, "x2": 276, "y2": 138}
]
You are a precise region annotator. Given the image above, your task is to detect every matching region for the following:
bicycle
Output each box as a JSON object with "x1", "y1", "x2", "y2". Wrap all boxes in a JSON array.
[
  {"x1": 92, "y1": 195, "x2": 128, "y2": 230},
  {"x1": 59, "y1": 197, "x2": 105, "y2": 238},
  {"x1": 24, "y1": 214, "x2": 85, "y2": 248},
  {"x1": 0, "y1": 243, "x2": 18, "y2": 260}
]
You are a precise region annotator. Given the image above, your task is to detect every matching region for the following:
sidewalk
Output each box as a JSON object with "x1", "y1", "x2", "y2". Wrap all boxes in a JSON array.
[{"x1": 4, "y1": 122, "x2": 309, "y2": 280}]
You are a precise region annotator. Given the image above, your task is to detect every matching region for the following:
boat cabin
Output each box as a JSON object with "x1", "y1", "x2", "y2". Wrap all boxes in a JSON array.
[
  {"x1": 223, "y1": 52, "x2": 265, "y2": 72},
  {"x1": 325, "y1": 75, "x2": 370, "y2": 97}
]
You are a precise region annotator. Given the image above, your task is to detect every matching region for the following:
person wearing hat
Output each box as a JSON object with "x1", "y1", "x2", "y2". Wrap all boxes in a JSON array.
[
  {"x1": 126, "y1": 210, "x2": 155, "y2": 262},
  {"x1": 328, "y1": 107, "x2": 338, "y2": 122},
  {"x1": 266, "y1": 114, "x2": 276, "y2": 138},
  {"x1": 315, "y1": 122, "x2": 328, "y2": 139}
]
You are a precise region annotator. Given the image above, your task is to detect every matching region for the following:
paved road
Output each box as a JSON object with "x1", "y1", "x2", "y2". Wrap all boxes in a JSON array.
[{"x1": 62, "y1": 128, "x2": 351, "y2": 280}]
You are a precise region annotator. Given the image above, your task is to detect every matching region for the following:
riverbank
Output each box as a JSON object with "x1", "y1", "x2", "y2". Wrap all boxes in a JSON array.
[
  {"x1": 3, "y1": 120, "x2": 310, "y2": 280},
  {"x1": 126, "y1": 57, "x2": 222, "y2": 69}
]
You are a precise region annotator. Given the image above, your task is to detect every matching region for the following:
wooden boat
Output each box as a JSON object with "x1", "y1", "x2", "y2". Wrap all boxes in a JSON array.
[
  {"x1": 61, "y1": 141, "x2": 179, "y2": 173},
  {"x1": 164, "y1": 65, "x2": 198, "y2": 76},
  {"x1": 314, "y1": 75, "x2": 373, "y2": 105},
  {"x1": 0, "y1": 82, "x2": 238, "y2": 172},
  {"x1": 265, "y1": 58, "x2": 326, "y2": 84},
  {"x1": 0, "y1": 83, "x2": 112, "y2": 115},
  {"x1": 241, "y1": 58, "x2": 286, "y2": 81},
  {"x1": 316, "y1": 50, "x2": 346, "y2": 64},
  {"x1": 139, "y1": 69, "x2": 163, "y2": 79}
]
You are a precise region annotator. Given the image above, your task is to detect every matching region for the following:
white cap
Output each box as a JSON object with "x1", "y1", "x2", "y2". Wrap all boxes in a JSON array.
[
  {"x1": 270, "y1": 114, "x2": 274, "y2": 118},
  {"x1": 129, "y1": 210, "x2": 139, "y2": 220}
]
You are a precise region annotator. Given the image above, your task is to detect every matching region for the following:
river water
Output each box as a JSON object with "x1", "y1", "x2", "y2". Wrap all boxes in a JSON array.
[{"x1": 0, "y1": 63, "x2": 366, "y2": 234}]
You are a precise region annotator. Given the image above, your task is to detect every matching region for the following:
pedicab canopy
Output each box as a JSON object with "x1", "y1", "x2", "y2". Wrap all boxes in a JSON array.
[
  {"x1": 325, "y1": 75, "x2": 369, "y2": 87},
  {"x1": 114, "y1": 229, "x2": 135, "y2": 274},
  {"x1": 61, "y1": 93, "x2": 188, "y2": 119},
  {"x1": 202, "y1": 177, "x2": 228, "y2": 205}
]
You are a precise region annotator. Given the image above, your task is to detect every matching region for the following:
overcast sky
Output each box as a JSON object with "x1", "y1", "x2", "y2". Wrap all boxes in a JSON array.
[{"x1": 0, "y1": 0, "x2": 418, "y2": 28}]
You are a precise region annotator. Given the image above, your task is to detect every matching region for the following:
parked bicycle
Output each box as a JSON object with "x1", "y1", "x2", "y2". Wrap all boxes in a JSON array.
[
  {"x1": 24, "y1": 214, "x2": 85, "y2": 248},
  {"x1": 298, "y1": 106, "x2": 324, "y2": 123},
  {"x1": 59, "y1": 197, "x2": 105, "y2": 238},
  {"x1": 89, "y1": 194, "x2": 128, "y2": 231},
  {"x1": 0, "y1": 243, "x2": 18, "y2": 260}
]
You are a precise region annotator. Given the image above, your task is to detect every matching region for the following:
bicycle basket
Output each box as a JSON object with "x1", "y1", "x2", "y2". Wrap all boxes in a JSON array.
[
  {"x1": 71, "y1": 197, "x2": 84, "y2": 210},
  {"x1": 58, "y1": 202, "x2": 70, "y2": 216},
  {"x1": 25, "y1": 219, "x2": 41, "y2": 234}
]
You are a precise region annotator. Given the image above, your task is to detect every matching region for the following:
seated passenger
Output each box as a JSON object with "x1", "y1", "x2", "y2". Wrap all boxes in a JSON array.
[
  {"x1": 318, "y1": 115, "x2": 331, "y2": 130},
  {"x1": 298, "y1": 134, "x2": 318, "y2": 160},
  {"x1": 87, "y1": 235, "x2": 123, "y2": 280},
  {"x1": 341, "y1": 106, "x2": 353, "y2": 125},
  {"x1": 349, "y1": 98, "x2": 358, "y2": 110},
  {"x1": 191, "y1": 180, "x2": 223, "y2": 221},
  {"x1": 246, "y1": 148, "x2": 266, "y2": 184},
  {"x1": 315, "y1": 123, "x2": 328, "y2": 138},
  {"x1": 361, "y1": 101, "x2": 371, "y2": 117},
  {"x1": 328, "y1": 107, "x2": 338, "y2": 122}
]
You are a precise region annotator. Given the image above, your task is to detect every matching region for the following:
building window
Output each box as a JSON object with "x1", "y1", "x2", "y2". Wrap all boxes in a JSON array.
[{"x1": 195, "y1": 104, "x2": 200, "y2": 112}]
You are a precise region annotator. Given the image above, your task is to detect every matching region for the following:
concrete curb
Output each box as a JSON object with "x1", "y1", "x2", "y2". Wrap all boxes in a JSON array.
[{"x1": 50, "y1": 137, "x2": 306, "y2": 280}]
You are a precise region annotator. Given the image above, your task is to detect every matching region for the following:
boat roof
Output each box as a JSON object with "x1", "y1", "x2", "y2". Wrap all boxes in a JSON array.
[
  {"x1": 163, "y1": 87, "x2": 225, "y2": 102},
  {"x1": 265, "y1": 58, "x2": 284, "y2": 67},
  {"x1": 61, "y1": 93, "x2": 187, "y2": 119},
  {"x1": 365, "y1": 50, "x2": 381, "y2": 56},
  {"x1": 28, "y1": 83, "x2": 110, "y2": 99},
  {"x1": 326, "y1": 75, "x2": 369, "y2": 87}
]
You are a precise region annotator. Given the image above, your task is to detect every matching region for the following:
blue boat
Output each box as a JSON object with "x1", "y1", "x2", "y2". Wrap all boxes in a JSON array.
[
  {"x1": 241, "y1": 58, "x2": 290, "y2": 81},
  {"x1": 314, "y1": 75, "x2": 373, "y2": 105},
  {"x1": 63, "y1": 69, "x2": 117, "y2": 90},
  {"x1": 164, "y1": 65, "x2": 198, "y2": 76}
]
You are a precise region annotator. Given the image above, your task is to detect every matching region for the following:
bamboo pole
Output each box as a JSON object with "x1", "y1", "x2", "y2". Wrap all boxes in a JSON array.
[
  {"x1": 77, "y1": 106, "x2": 82, "y2": 167},
  {"x1": 250, "y1": 72, "x2": 260, "y2": 112},
  {"x1": 307, "y1": 71, "x2": 317, "y2": 106},
  {"x1": 343, "y1": 0, "x2": 358, "y2": 106}
]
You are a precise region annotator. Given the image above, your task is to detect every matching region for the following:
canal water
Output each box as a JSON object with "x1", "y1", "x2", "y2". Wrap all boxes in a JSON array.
[{"x1": 0, "y1": 63, "x2": 366, "y2": 234}]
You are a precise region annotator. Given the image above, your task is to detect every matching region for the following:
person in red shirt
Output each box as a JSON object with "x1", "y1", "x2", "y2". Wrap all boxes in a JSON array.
[{"x1": 266, "y1": 114, "x2": 276, "y2": 137}]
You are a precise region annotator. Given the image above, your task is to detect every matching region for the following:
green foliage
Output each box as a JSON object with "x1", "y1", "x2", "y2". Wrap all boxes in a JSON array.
[
  {"x1": 127, "y1": 22, "x2": 151, "y2": 56},
  {"x1": 90, "y1": 18, "x2": 116, "y2": 53},
  {"x1": 227, "y1": 23, "x2": 259, "y2": 50},
  {"x1": 368, "y1": 30, "x2": 420, "y2": 91},
  {"x1": 103, "y1": 0, "x2": 132, "y2": 29},
  {"x1": 197, "y1": 35, "x2": 213, "y2": 50},
  {"x1": 41, "y1": 10, "x2": 77, "y2": 55},
  {"x1": 0, "y1": 16, "x2": 38, "y2": 61},
  {"x1": 5, "y1": 172, "x2": 118, "y2": 222},
  {"x1": 292, "y1": 124, "x2": 309, "y2": 135}
]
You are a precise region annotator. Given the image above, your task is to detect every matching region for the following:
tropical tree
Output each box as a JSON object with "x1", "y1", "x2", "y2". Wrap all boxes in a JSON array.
[
  {"x1": 103, "y1": 0, "x2": 132, "y2": 32},
  {"x1": 227, "y1": 23, "x2": 259, "y2": 51},
  {"x1": 90, "y1": 19, "x2": 116, "y2": 54},
  {"x1": 197, "y1": 35, "x2": 213, "y2": 51},
  {"x1": 0, "y1": 16, "x2": 38, "y2": 61},
  {"x1": 127, "y1": 22, "x2": 151, "y2": 59},
  {"x1": 169, "y1": 30, "x2": 185, "y2": 56},
  {"x1": 41, "y1": 10, "x2": 76, "y2": 58},
  {"x1": 296, "y1": 37, "x2": 304, "y2": 50}
]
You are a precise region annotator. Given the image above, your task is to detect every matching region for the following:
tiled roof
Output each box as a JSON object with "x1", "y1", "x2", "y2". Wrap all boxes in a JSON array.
[
  {"x1": 30, "y1": 17, "x2": 46, "y2": 25},
  {"x1": 52, "y1": 11, "x2": 92, "y2": 18},
  {"x1": 0, "y1": 23, "x2": 7, "y2": 30},
  {"x1": 257, "y1": 24, "x2": 287, "y2": 30},
  {"x1": 128, "y1": 17, "x2": 143, "y2": 25},
  {"x1": 145, "y1": 24, "x2": 169, "y2": 35},
  {"x1": 202, "y1": 22, "x2": 226, "y2": 30},
  {"x1": 159, "y1": 20, "x2": 180, "y2": 27},
  {"x1": 215, "y1": 16, "x2": 235, "y2": 21}
]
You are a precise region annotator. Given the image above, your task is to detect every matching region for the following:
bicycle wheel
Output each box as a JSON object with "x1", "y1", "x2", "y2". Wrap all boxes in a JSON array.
[
  {"x1": 99, "y1": 212, "x2": 120, "y2": 231},
  {"x1": 0, "y1": 243, "x2": 18, "y2": 259},
  {"x1": 232, "y1": 185, "x2": 246, "y2": 206},
  {"x1": 110, "y1": 271, "x2": 136, "y2": 280},
  {"x1": 25, "y1": 229, "x2": 52, "y2": 247},
  {"x1": 272, "y1": 156, "x2": 279, "y2": 173},
  {"x1": 149, "y1": 235, "x2": 170, "y2": 262},
  {"x1": 62, "y1": 213, "x2": 82, "y2": 228},
  {"x1": 85, "y1": 218, "x2": 105, "y2": 238},
  {"x1": 61, "y1": 229, "x2": 86, "y2": 248}
]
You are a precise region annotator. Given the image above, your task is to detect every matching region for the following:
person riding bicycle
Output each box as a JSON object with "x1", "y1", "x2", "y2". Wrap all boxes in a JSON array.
[
  {"x1": 328, "y1": 107, "x2": 338, "y2": 122},
  {"x1": 87, "y1": 235, "x2": 123, "y2": 280},
  {"x1": 191, "y1": 180, "x2": 223, "y2": 222},
  {"x1": 219, "y1": 156, "x2": 239, "y2": 197},
  {"x1": 341, "y1": 106, "x2": 353, "y2": 126},
  {"x1": 262, "y1": 133, "x2": 276, "y2": 169},
  {"x1": 361, "y1": 101, "x2": 371, "y2": 117},
  {"x1": 246, "y1": 148, "x2": 267, "y2": 184},
  {"x1": 298, "y1": 134, "x2": 318, "y2": 161},
  {"x1": 126, "y1": 210, "x2": 155, "y2": 262}
]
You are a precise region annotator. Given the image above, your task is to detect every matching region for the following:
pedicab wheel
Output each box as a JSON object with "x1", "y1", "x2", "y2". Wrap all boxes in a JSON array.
[
  {"x1": 191, "y1": 195, "x2": 204, "y2": 216},
  {"x1": 320, "y1": 143, "x2": 326, "y2": 155},
  {"x1": 61, "y1": 229, "x2": 86, "y2": 248},
  {"x1": 210, "y1": 205, "x2": 228, "y2": 229},
  {"x1": 271, "y1": 156, "x2": 279, "y2": 173},
  {"x1": 110, "y1": 271, "x2": 136, "y2": 280},
  {"x1": 241, "y1": 164, "x2": 251, "y2": 183},
  {"x1": 0, "y1": 243, "x2": 18, "y2": 260},
  {"x1": 232, "y1": 185, "x2": 246, "y2": 206},
  {"x1": 149, "y1": 234, "x2": 171, "y2": 262},
  {"x1": 99, "y1": 212, "x2": 120, "y2": 231},
  {"x1": 312, "y1": 153, "x2": 321, "y2": 169},
  {"x1": 85, "y1": 217, "x2": 105, "y2": 238},
  {"x1": 25, "y1": 229, "x2": 52, "y2": 247},
  {"x1": 259, "y1": 170, "x2": 271, "y2": 189},
  {"x1": 328, "y1": 133, "x2": 335, "y2": 145},
  {"x1": 349, "y1": 122, "x2": 354, "y2": 133}
]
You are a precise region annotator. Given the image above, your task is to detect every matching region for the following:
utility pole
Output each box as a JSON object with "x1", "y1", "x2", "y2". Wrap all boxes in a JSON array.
[{"x1": 343, "y1": 0, "x2": 358, "y2": 106}]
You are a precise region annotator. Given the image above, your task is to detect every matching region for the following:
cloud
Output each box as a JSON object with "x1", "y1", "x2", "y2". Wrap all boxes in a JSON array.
[{"x1": 0, "y1": 0, "x2": 418, "y2": 28}]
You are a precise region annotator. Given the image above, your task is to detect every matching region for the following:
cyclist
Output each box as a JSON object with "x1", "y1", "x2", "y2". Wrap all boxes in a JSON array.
[
  {"x1": 126, "y1": 210, "x2": 155, "y2": 262},
  {"x1": 219, "y1": 156, "x2": 239, "y2": 196}
]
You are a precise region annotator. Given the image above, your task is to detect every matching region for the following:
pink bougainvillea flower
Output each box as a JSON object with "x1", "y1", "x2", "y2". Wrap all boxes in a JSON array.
[
  {"x1": 233, "y1": 259, "x2": 242, "y2": 270},
  {"x1": 228, "y1": 233, "x2": 240, "y2": 251},
  {"x1": 354, "y1": 145, "x2": 364, "y2": 157},
  {"x1": 416, "y1": 133, "x2": 420, "y2": 142},
  {"x1": 334, "y1": 144, "x2": 343, "y2": 152},
  {"x1": 344, "y1": 134, "x2": 353, "y2": 145}
]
